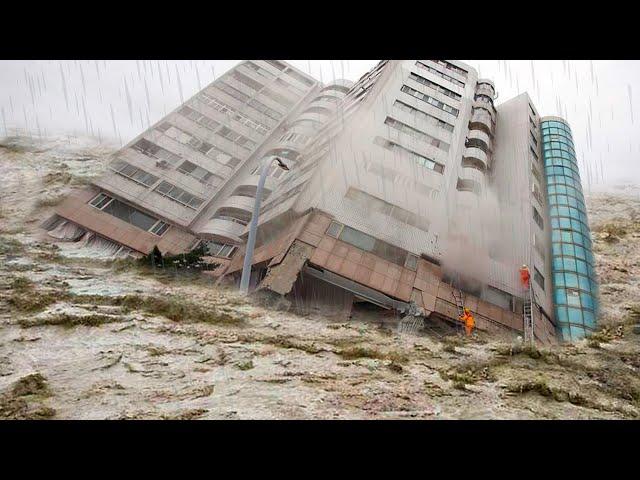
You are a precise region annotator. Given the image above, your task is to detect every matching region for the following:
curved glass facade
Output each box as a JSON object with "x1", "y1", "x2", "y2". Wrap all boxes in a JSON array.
[{"x1": 541, "y1": 118, "x2": 599, "y2": 341}]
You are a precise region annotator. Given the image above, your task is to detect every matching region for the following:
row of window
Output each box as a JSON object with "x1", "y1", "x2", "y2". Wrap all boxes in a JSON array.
[
  {"x1": 550, "y1": 206, "x2": 590, "y2": 231},
  {"x1": 89, "y1": 193, "x2": 170, "y2": 236},
  {"x1": 178, "y1": 105, "x2": 220, "y2": 131},
  {"x1": 204, "y1": 240, "x2": 237, "y2": 259},
  {"x1": 111, "y1": 159, "x2": 159, "y2": 187},
  {"x1": 216, "y1": 126, "x2": 257, "y2": 151},
  {"x1": 325, "y1": 221, "x2": 418, "y2": 270},
  {"x1": 384, "y1": 116, "x2": 449, "y2": 152},
  {"x1": 156, "y1": 122, "x2": 239, "y2": 170},
  {"x1": 548, "y1": 184, "x2": 586, "y2": 202},
  {"x1": 546, "y1": 173, "x2": 583, "y2": 190},
  {"x1": 552, "y1": 242, "x2": 595, "y2": 266},
  {"x1": 542, "y1": 127, "x2": 573, "y2": 140},
  {"x1": 546, "y1": 165, "x2": 581, "y2": 181},
  {"x1": 555, "y1": 288, "x2": 597, "y2": 311},
  {"x1": 154, "y1": 181, "x2": 204, "y2": 210},
  {"x1": 415, "y1": 61, "x2": 465, "y2": 88},
  {"x1": 231, "y1": 70, "x2": 264, "y2": 93},
  {"x1": 543, "y1": 141, "x2": 575, "y2": 155},
  {"x1": 374, "y1": 136, "x2": 445, "y2": 174},
  {"x1": 551, "y1": 216, "x2": 591, "y2": 237},
  {"x1": 541, "y1": 120, "x2": 571, "y2": 131},
  {"x1": 549, "y1": 193, "x2": 587, "y2": 212},
  {"x1": 551, "y1": 229, "x2": 592, "y2": 249},
  {"x1": 545, "y1": 151, "x2": 580, "y2": 169},
  {"x1": 553, "y1": 271, "x2": 597, "y2": 295},
  {"x1": 544, "y1": 133, "x2": 574, "y2": 146},
  {"x1": 344, "y1": 187, "x2": 430, "y2": 231},
  {"x1": 400, "y1": 85, "x2": 459, "y2": 117},
  {"x1": 393, "y1": 100, "x2": 455, "y2": 132},
  {"x1": 214, "y1": 82, "x2": 283, "y2": 121},
  {"x1": 552, "y1": 256, "x2": 596, "y2": 279},
  {"x1": 556, "y1": 310, "x2": 597, "y2": 331},
  {"x1": 199, "y1": 91, "x2": 270, "y2": 135},
  {"x1": 408, "y1": 72, "x2": 461, "y2": 100},
  {"x1": 428, "y1": 60, "x2": 468, "y2": 78},
  {"x1": 131, "y1": 138, "x2": 181, "y2": 165}
]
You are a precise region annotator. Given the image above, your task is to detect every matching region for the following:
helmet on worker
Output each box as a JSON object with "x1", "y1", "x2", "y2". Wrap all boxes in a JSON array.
[{"x1": 464, "y1": 308, "x2": 470, "y2": 314}]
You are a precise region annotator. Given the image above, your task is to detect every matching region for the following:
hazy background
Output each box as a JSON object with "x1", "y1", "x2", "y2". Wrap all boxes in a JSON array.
[{"x1": 1, "y1": 60, "x2": 638, "y2": 189}]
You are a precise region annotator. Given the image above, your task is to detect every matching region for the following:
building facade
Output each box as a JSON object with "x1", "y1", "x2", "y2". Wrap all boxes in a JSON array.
[{"x1": 43, "y1": 60, "x2": 598, "y2": 342}]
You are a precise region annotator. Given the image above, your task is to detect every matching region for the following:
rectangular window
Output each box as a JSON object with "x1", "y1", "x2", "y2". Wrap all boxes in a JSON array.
[
  {"x1": 373, "y1": 136, "x2": 444, "y2": 174},
  {"x1": 153, "y1": 181, "x2": 204, "y2": 210},
  {"x1": 530, "y1": 131, "x2": 538, "y2": 146},
  {"x1": 177, "y1": 160, "x2": 215, "y2": 185},
  {"x1": 534, "y1": 267, "x2": 545, "y2": 290},
  {"x1": 110, "y1": 159, "x2": 159, "y2": 187},
  {"x1": 205, "y1": 240, "x2": 237, "y2": 258},
  {"x1": 384, "y1": 116, "x2": 449, "y2": 152},
  {"x1": 533, "y1": 206, "x2": 544, "y2": 230},
  {"x1": 149, "y1": 221, "x2": 170, "y2": 236},
  {"x1": 393, "y1": 100, "x2": 455, "y2": 132},
  {"x1": 400, "y1": 85, "x2": 459, "y2": 117},
  {"x1": 89, "y1": 193, "x2": 169, "y2": 235},
  {"x1": 90, "y1": 192, "x2": 113, "y2": 210},
  {"x1": 530, "y1": 146, "x2": 539, "y2": 161},
  {"x1": 326, "y1": 221, "x2": 343, "y2": 238},
  {"x1": 408, "y1": 72, "x2": 462, "y2": 100}
]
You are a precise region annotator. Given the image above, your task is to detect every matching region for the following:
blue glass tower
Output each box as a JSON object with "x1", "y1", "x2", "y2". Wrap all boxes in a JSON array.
[{"x1": 541, "y1": 117, "x2": 599, "y2": 341}]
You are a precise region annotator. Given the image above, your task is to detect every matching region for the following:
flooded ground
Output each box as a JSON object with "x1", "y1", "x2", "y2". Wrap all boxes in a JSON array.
[{"x1": 1, "y1": 136, "x2": 639, "y2": 419}]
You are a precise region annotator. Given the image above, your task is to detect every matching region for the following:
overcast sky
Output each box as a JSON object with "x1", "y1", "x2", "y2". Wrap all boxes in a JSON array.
[{"x1": 1, "y1": 60, "x2": 639, "y2": 188}]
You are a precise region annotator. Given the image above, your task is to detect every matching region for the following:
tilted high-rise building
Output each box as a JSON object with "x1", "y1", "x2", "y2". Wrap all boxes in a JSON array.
[{"x1": 43, "y1": 60, "x2": 598, "y2": 342}]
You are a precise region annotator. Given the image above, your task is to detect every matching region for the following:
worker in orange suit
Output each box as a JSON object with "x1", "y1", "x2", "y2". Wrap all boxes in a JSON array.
[
  {"x1": 460, "y1": 308, "x2": 475, "y2": 337},
  {"x1": 519, "y1": 264, "x2": 531, "y2": 289}
]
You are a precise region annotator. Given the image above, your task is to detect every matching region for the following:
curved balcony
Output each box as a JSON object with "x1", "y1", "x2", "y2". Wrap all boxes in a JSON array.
[
  {"x1": 289, "y1": 120, "x2": 322, "y2": 135},
  {"x1": 476, "y1": 80, "x2": 496, "y2": 99},
  {"x1": 469, "y1": 109, "x2": 494, "y2": 136},
  {"x1": 296, "y1": 111, "x2": 331, "y2": 125},
  {"x1": 196, "y1": 218, "x2": 245, "y2": 244},
  {"x1": 467, "y1": 130, "x2": 492, "y2": 152},
  {"x1": 306, "y1": 97, "x2": 339, "y2": 113},
  {"x1": 219, "y1": 195, "x2": 256, "y2": 214},
  {"x1": 456, "y1": 177, "x2": 482, "y2": 195},
  {"x1": 473, "y1": 97, "x2": 495, "y2": 115},
  {"x1": 463, "y1": 146, "x2": 488, "y2": 169},
  {"x1": 237, "y1": 174, "x2": 277, "y2": 193},
  {"x1": 458, "y1": 165, "x2": 486, "y2": 186}
]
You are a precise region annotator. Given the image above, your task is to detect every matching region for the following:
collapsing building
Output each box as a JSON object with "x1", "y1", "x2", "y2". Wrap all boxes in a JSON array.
[{"x1": 43, "y1": 60, "x2": 599, "y2": 343}]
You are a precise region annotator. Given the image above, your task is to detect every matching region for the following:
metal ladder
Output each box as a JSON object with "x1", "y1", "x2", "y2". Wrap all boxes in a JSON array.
[
  {"x1": 523, "y1": 282, "x2": 535, "y2": 346},
  {"x1": 451, "y1": 287, "x2": 466, "y2": 333}
]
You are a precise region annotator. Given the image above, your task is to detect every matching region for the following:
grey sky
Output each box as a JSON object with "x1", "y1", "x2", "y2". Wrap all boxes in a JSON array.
[{"x1": 1, "y1": 60, "x2": 638, "y2": 188}]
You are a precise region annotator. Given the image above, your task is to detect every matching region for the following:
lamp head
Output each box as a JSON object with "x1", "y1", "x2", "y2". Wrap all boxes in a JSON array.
[{"x1": 275, "y1": 157, "x2": 290, "y2": 171}]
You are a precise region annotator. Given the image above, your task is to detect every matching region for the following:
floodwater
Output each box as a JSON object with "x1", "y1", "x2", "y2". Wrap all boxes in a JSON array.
[{"x1": 1, "y1": 136, "x2": 639, "y2": 420}]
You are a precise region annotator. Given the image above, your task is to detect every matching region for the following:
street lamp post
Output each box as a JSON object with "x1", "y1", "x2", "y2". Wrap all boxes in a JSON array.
[{"x1": 239, "y1": 156, "x2": 289, "y2": 295}]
